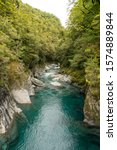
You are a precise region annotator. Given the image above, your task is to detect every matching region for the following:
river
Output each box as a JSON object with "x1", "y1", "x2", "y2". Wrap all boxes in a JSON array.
[{"x1": 9, "y1": 64, "x2": 100, "y2": 150}]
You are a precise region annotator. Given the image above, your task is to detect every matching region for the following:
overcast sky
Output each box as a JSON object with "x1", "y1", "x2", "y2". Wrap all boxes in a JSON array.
[{"x1": 22, "y1": 0, "x2": 69, "y2": 26}]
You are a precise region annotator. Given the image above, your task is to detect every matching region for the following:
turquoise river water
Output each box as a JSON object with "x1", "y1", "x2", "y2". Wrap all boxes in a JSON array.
[{"x1": 8, "y1": 65, "x2": 100, "y2": 150}]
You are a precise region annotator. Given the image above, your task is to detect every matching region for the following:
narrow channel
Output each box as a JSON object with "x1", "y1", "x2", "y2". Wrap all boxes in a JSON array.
[{"x1": 9, "y1": 64, "x2": 99, "y2": 150}]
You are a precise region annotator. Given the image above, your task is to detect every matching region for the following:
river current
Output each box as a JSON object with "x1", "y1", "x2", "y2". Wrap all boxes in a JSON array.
[{"x1": 9, "y1": 64, "x2": 100, "y2": 150}]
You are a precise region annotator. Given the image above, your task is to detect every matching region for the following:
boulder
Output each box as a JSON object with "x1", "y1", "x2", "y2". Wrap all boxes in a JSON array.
[
  {"x1": 50, "y1": 81, "x2": 62, "y2": 87},
  {"x1": 31, "y1": 77, "x2": 45, "y2": 87},
  {"x1": 45, "y1": 66, "x2": 50, "y2": 71},
  {"x1": 52, "y1": 74, "x2": 71, "y2": 83},
  {"x1": 12, "y1": 89, "x2": 31, "y2": 104}
]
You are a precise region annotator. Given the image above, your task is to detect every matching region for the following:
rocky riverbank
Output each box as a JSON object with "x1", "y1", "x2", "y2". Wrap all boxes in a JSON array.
[
  {"x1": 0, "y1": 87, "x2": 22, "y2": 134},
  {"x1": 44, "y1": 64, "x2": 100, "y2": 126},
  {"x1": 0, "y1": 63, "x2": 71, "y2": 136},
  {"x1": 0, "y1": 63, "x2": 99, "y2": 145},
  {"x1": 0, "y1": 74, "x2": 45, "y2": 135},
  {"x1": 84, "y1": 87, "x2": 100, "y2": 126}
]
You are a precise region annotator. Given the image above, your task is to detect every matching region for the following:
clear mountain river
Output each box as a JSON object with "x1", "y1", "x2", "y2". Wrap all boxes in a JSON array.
[{"x1": 9, "y1": 64, "x2": 100, "y2": 150}]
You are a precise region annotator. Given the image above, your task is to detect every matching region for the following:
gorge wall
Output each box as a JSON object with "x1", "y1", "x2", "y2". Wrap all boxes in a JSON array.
[
  {"x1": 0, "y1": 86, "x2": 21, "y2": 134},
  {"x1": 57, "y1": 0, "x2": 100, "y2": 126},
  {"x1": 84, "y1": 87, "x2": 100, "y2": 126},
  {"x1": 0, "y1": 0, "x2": 63, "y2": 136},
  {"x1": 0, "y1": 69, "x2": 45, "y2": 135},
  {"x1": 0, "y1": 0, "x2": 100, "y2": 139}
]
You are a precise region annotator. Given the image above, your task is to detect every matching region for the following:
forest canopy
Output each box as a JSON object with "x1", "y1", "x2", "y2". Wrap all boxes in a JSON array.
[
  {"x1": 0, "y1": 0, "x2": 63, "y2": 86},
  {"x1": 0, "y1": 0, "x2": 100, "y2": 125},
  {"x1": 57, "y1": 0, "x2": 100, "y2": 93},
  {"x1": 0, "y1": 0, "x2": 100, "y2": 99}
]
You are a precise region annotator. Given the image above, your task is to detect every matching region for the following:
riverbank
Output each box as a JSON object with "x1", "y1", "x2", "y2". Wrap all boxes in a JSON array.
[
  {"x1": 9, "y1": 64, "x2": 99, "y2": 150},
  {"x1": 0, "y1": 64, "x2": 100, "y2": 149},
  {"x1": 0, "y1": 63, "x2": 46, "y2": 149}
]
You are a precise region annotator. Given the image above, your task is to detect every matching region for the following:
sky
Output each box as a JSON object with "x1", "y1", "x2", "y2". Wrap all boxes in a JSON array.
[{"x1": 22, "y1": 0, "x2": 69, "y2": 26}]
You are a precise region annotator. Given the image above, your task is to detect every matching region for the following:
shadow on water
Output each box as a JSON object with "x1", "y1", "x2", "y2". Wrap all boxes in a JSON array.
[{"x1": 7, "y1": 64, "x2": 100, "y2": 150}]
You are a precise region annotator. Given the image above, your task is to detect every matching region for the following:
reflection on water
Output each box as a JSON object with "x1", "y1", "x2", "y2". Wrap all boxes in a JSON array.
[{"x1": 8, "y1": 64, "x2": 100, "y2": 150}]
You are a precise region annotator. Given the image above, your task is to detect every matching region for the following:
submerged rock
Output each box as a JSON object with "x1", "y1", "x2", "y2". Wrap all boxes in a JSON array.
[{"x1": 11, "y1": 89, "x2": 31, "y2": 104}]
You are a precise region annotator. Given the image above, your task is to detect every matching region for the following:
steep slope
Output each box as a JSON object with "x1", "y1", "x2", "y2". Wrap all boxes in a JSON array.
[
  {"x1": 0, "y1": 0, "x2": 63, "y2": 135},
  {"x1": 57, "y1": 0, "x2": 100, "y2": 126}
]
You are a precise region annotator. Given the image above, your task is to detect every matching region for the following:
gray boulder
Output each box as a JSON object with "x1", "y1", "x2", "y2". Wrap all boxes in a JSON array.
[{"x1": 31, "y1": 77, "x2": 45, "y2": 87}]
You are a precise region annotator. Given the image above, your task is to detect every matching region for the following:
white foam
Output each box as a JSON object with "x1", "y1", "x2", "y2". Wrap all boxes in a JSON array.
[{"x1": 50, "y1": 81, "x2": 61, "y2": 87}]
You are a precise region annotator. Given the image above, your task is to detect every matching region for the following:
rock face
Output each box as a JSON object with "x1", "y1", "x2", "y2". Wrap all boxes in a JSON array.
[
  {"x1": 84, "y1": 87, "x2": 100, "y2": 126},
  {"x1": 11, "y1": 76, "x2": 45, "y2": 104},
  {"x1": 0, "y1": 74, "x2": 45, "y2": 135},
  {"x1": 0, "y1": 87, "x2": 22, "y2": 134},
  {"x1": 50, "y1": 81, "x2": 62, "y2": 87},
  {"x1": 52, "y1": 74, "x2": 71, "y2": 83},
  {"x1": 26, "y1": 76, "x2": 35, "y2": 96},
  {"x1": 11, "y1": 89, "x2": 31, "y2": 104},
  {"x1": 31, "y1": 77, "x2": 45, "y2": 87}
]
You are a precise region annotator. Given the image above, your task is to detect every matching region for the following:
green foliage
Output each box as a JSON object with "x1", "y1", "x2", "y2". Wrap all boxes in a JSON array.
[
  {"x1": 57, "y1": 0, "x2": 100, "y2": 94},
  {"x1": 57, "y1": 0, "x2": 100, "y2": 124},
  {"x1": 0, "y1": 0, "x2": 17, "y2": 16},
  {"x1": 7, "y1": 61, "x2": 28, "y2": 88},
  {"x1": 0, "y1": 0, "x2": 63, "y2": 86}
]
